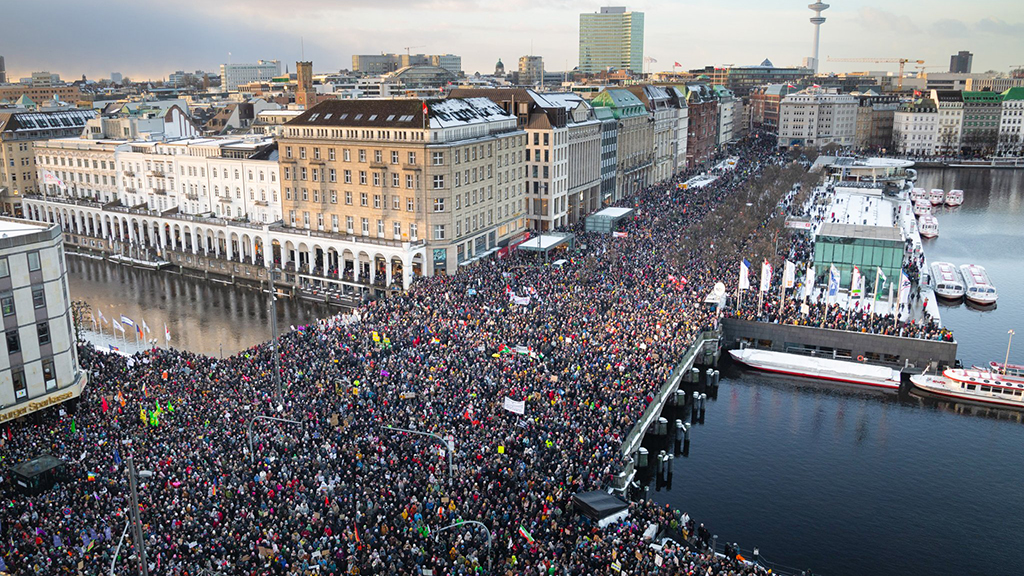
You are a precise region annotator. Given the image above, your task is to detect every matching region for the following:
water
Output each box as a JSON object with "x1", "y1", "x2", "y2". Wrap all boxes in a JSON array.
[
  {"x1": 66, "y1": 257, "x2": 333, "y2": 357},
  {"x1": 653, "y1": 168, "x2": 1024, "y2": 576}
]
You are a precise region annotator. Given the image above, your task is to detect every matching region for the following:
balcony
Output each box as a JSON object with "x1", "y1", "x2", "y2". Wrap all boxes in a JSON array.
[{"x1": 403, "y1": 163, "x2": 422, "y2": 172}]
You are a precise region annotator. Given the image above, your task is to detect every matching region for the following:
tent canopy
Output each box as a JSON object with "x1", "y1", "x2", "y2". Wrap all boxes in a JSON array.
[{"x1": 572, "y1": 490, "x2": 629, "y2": 521}]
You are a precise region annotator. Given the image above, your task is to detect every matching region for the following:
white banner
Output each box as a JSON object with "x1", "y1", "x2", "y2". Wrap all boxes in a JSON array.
[
  {"x1": 783, "y1": 260, "x2": 796, "y2": 289},
  {"x1": 509, "y1": 293, "x2": 531, "y2": 306},
  {"x1": 759, "y1": 260, "x2": 772, "y2": 293},
  {"x1": 503, "y1": 397, "x2": 525, "y2": 415},
  {"x1": 739, "y1": 259, "x2": 751, "y2": 290}
]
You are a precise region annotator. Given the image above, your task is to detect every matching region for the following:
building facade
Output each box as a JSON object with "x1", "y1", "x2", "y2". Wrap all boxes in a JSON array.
[
  {"x1": 930, "y1": 90, "x2": 964, "y2": 155},
  {"x1": 998, "y1": 87, "x2": 1024, "y2": 156},
  {"x1": 960, "y1": 91, "x2": 1002, "y2": 156},
  {"x1": 591, "y1": 89, "x2": 652, "y2": 199},
  {"x1": 853, "y1": 94, "x2": 899, "y2": 151},
  {"x1": 277, "y1": 98, "x2": 527, "y2": 277},
  {"x1": 579, "y1": 6, "x2": 644, "y2": 74},
  {"x1": 626, "y1": 85, "x2": 677, "y2": 183},
  {"x1": 893, "y1": 98, "x2": 939, "y2": 156},
  {"x1": 220, "y1": 60, "x2": 282, "y2": 92},
  {"x1": 684, "y1": 83, "x2": 718, "y2": 168},
  {"x1": 0, "y1": 219, "x2": 86, "y2": 424},
  {"x1": 748, "y1": 84, "x2": 800, "y2": 133},
  {"x1": 949, "y1": 51, "x2": 973, "y2": 74},
  {"x1": 712, "y1": 85, "x2": 739, "y2": 147},
  {"x1": 518, "y1": 56, "x2": 544, "y2": 87},
  {"x1": 777, "y1": 89, "x2": 857, "y2": 149}
]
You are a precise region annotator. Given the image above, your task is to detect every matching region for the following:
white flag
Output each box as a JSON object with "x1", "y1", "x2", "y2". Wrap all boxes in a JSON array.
[
  {"x1": 876, "y1": 267, "x2": 887, "y2": 284},
  {"x1": 783, "y1": 260, "x2": 796, "y2": 289},
  {"x1": 502, "y1": 397, "x2": 526, "y2": 415},
  {"x1": 804, "y1": 265, "x2": 815, "y2": 291},
  {"x1": 828, "y1": 265, "x2": 840, "y2": 297},
  {"x1": 759, "y1": 260, "x2": 772, "y2": 293},
  {"x1": 851, "y1": 266, "x2": 862, "y2": 296},
  {"x1": 120, "y1": 315, "x2": 135, "y2": 328},
  {"x1": 112, "y1": 320, "x2": 125, "y2": 333},
  {"x1": 142, "y1": 319, "x2": 151, "y2": 334},
  {"x1": 164, "y1": 323, "x2": 172, "y2": 342},
  {"x1": 898, "y1": 270, "x2": 912, "y2": 305},
  {"x1": 739, "y1": 259, "x2": 751, "y2": 291}
]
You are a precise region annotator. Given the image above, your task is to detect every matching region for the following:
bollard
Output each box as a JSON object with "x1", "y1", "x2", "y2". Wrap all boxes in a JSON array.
[
  {"x1": 682, "y1": 422, "x2": 691, "y2": 442},
  {"x1": 663, "y1": 453, "x2": 674, "y2": 479},
  {"x1": 675, "y1": 389, "x2": 688, "y2": 407},
  {"x1": 691, "y1": 391, "x2": 700, "y2": 419},
  {"x1": 690, "y1": 367, "x2": 700, "y2": 384},
  {"x1": 699, "y1": 393, "x2": 707, "y2": 412},
  {"x1": 675, "y1": 419, "x2": 685, "y2": 441},
  {"x1": 706, "y1": 367, "x2": 714, "y2": 386},
  {"x1": 637, "y1": 447, "x2": 649, "y2": 468},
  {"x1": 712, "y1": 535, "x2": 718, "y2": 554},
  {"x1": 657, "y1": 416, "x2": 669, "y2": 436},
  {"x1": 753, "y1": 547, "x2": 760, "y2": 564},
  {"x1": 713, "y1": 369, "x2": 720, "y2": 386},
  {"x1": 657, "y1": 450, "x2": 667, "y2": 474}
]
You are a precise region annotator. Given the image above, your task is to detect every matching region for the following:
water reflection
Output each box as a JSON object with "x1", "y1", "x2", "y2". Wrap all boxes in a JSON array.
[{"x1": 66, "y1": 256, "x2": 333, "y2": 357}]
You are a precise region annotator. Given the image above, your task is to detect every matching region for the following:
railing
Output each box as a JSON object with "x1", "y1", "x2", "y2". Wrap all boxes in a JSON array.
[{"x1": 619, "y1": 330, "x2": 720, "y2": 459}]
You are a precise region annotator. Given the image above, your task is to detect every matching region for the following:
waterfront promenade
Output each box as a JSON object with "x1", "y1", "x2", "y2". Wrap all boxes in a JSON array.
[{"x1": 2, "y1": 135, "x2": 828, "y2": 575}]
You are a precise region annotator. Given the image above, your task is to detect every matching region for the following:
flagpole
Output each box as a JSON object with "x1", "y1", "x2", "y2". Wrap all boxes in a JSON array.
[{"x1": 871, "y1": 269, "x2": 881, "y2": 326}]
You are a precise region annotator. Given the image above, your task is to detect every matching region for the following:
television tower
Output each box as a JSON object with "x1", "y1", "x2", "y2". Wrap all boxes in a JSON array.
[{"x1": 808, "y1": 1, "x2": 830, "y2": 73}]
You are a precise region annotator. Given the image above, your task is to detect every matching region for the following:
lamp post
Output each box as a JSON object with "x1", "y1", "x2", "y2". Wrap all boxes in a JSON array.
[
  {"x1": 108, "y1": 518, "x2": 131, "y2": 576},
  {"x1": 434, "y1": 520, "x2": 492, "y2": 574},
  {"x1": 382, "y1": 425, "x2": 453, "y2": 486},
  {"x1": 125, "y1": 455, "x2": 154, "y2": 576},
  {"x1": 246, "y1": 415, "x2": 301, "y2": 463},
  {"x1": 1004, "y1": 329, "x2": 1015, "y2": 375},
  {"x1": 264, "y1": 225, "x2": 283, "y2": 404}
]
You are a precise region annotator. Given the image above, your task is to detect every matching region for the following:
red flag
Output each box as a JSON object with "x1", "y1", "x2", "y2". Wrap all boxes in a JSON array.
[
  {"x1": 422, "y1": 102, "x2": 428, "y2": 115},
  {"x1": 674, "y1": 61, "x2": 681, "y2": 67},
  {"x1": 101, "y1": 397, "x2": 109, "y2": 413},
  {"x1": 354, "y1": 523, "x2": 360, "y2": 543}
]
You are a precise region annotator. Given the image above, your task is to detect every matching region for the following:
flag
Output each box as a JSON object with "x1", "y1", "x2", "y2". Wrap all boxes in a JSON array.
[
  {"x1": 120, "y1": 315, "x2": 135, "y2": 328},
  {"x1": 875, "y1": 267, "x2": 888, "y2": 301},
  {"x1": 112, "y1": 320, "x2": 124, "y2": 333},
  {"x1": 851, "y1": 266, "x2": 862, "y2": 296},
  {"x1": 898, "y1": 270, "x2": 912, "y2": 305},
  {"x1": 739, "y1": 259, "x2": 751, "y2": 290},
  {"x1": 42, "y1": 170, "x2": 68, "y2": 190},
  {"x1": 354, "y1": 522, "x2": 360, "y2": 543},
  {"x1": 70, "y1": 419, "x2": 76, "y2": 434},
  {"x1": 759, "y1": 260, "x2": 772, "y2": 293},
  {"x1": 518, "y1": 525, "x2": 535, "y2": 543},
  {"x1": 783, "y1": 260, "x2": 796, "y2": 289},
  {"x1": 828, "y1": 265, "x2": 840, "y2": 297},
  {"x1": 164, "y1": 323, "x2": 171, "y2": 343},
  {"x1": 612, "y1": 231, "x2": 628, "y2": 238},
  {"x1": 113, "y1": 448, "x2": 122, "y2": 466},
  {"x1": 142, "y1": 319, "x2": 151, "y2": 335},
  {"x1": 101, "y1": 397, "x2": 109, "y2": 412},
  {"x1": 422, "y1": 102, "x2": 428, "y2": 116},
  {"x1": 109, "y1": 344, "x2": 120, "y2": 352},
  {"x1": 98, "y1": 310, "x2": 106, "y2": 324},
  {"x1": 136, "y1": 324, "x2": 144, "y2": 340},
  {"x1": 805, "y1": 265, "x2": 815, "y2": 291},
  {"x1": 674, "y1": 61, "x2": 682, "y2": 67}
]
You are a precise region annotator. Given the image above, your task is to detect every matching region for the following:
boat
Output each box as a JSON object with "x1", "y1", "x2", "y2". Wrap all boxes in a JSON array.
[
  {"x1": 988, "y1": 361, "x2": 1024, "y2": 378},
  {"x1": 959, "y1": 264, "x2": 997, "y2": 305},
  {"x1": 918, "y1": 214, "x2": 939, "y2": 239},
  {"x1": 913, "y1": 198, "x2": 932, "y2": 217},
  {"x1": 929, "y1": 188, "x2": 945, "y2": 205},
  {"x1": 911, "y1": 187, "x2": 928, "y2": 202},
  {"x1": 945, "y1": 189, "x2": 964, "y2": 206},
  {"x1": 929, "y1": 261, "x2": 965, "y2": 300},
  {"x1": 729, "y1": 348, "x2": 901, "y2": 390},
  {"x1": 910, "y1": 368, "x2": 1024, "y2": 410}
]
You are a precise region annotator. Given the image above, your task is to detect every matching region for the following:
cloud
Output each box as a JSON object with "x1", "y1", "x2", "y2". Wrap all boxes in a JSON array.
[
  {"x1": 856, "y1": 7, "x2": 921, "y2": 35},
  {"x1": 929, "y1": 18, "x2": 971, "y2": 37},
  {"x1": 975, "y1": 17, "x2": 1024, "y2": 35}
]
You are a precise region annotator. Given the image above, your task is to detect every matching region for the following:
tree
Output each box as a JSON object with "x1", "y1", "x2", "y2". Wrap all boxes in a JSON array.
[{"x1": 70, "y1": 300, "x2": 92, "y2": 343}]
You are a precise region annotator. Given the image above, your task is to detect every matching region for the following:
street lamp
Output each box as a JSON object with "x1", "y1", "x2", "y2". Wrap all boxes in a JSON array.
[
  {"x1": 125, "y1": 455, "x2": 154, "y2": 576},
  {"x1": 433, "y1": 520, "x2": 492, "y2": 574},
  {"x1": 1004, "y1": 329, "x2": 1015, "y2": 375},
  {"x1": 264, "y1": 225, "x2": 283, "y2": 404},
  {"x1": 382, "y1": 425, "x2": 453, "y2": 486}
]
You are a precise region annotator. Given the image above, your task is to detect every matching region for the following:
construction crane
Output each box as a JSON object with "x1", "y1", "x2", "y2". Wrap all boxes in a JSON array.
[
  {"x1": 826, "y1": 57, "x2": 924, "y2": 90},
  {"x1": 914, "y1": 65, "x2": 942, "y2": 78},
  {"x1": 403, "y1": 45, "x2": 425, "y2": 56}
]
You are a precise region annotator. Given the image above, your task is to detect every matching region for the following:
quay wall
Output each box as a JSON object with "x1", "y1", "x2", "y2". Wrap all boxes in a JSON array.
[{"x1": 721, "y1": 318, "x2": 957, "y2": 369}]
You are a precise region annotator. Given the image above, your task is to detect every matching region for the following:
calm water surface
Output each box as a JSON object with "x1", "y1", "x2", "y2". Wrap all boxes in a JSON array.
[{"x1": 654, "y1": 168, "x2": 1024, "y2": 576}]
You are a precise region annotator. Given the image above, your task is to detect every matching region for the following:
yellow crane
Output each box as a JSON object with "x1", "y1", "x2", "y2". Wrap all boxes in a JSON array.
[{"x1": 826, "y1": 57, "x2": 925, "y2": 90}]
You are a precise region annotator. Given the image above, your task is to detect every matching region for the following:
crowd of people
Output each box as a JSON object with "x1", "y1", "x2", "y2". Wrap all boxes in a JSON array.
[{"x1": 1, "y1": 134, "x2": 833, "y2": 576}]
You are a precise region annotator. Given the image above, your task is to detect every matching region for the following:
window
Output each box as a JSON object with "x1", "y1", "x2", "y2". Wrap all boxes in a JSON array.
[
  {"x1": 359, "y1": 150, "x2": 366, "y2": 162},
  {"x1": 346, "y1": 216, "x2": 354, "y2": 233},
  {"x1": 344, "y1": 170, "x2": 352, "y2": 184},
  {"x1": 37, "y1": 322, "x2": 50, "y2": 345},
  {"x1": 1, "y1": 294, "x2": 13, "y2": 316},
  {"x1": 12, "y1": 369, "x2": 26, "y2": 399},
  {"x1": 360, "y1": 192, "x2": 368, "y2": 206},
  {"x1": 27, "y1": 251, "x2": 41, "y2": 271},
  {"x1": 433, "y1": 152, "x2": 444, "y2": 165},
  {"x1": 299, "y1": 147, "x2": 306, "y2": 159},
  {"x1": 392, "y1": 195, "x2": 400, "y2": 210},
  {"x1": 377, "y1": 219, "x2": 385, "y2": 236},
  {"x1": 434, "y1": 224, "x2": 446, "y2": 240},
  {"x1": 313, "y1": 147, "x2": 321, "y2": 160},
  {"x1": 331, "y1": 190, "x2": 338, "y2": 204},
  {"x1": 406, "y1": 175, "x2": 414, "y2": 189},
  {"x1": 373, "y1": 173, "x2": 381, "y2": 187},
  {"x1": 392, "y1": 173, "x2": 400, "y2": 187},
  {"x1": 361, "y1": 218, "x2": 369, "y2": 235},
  {"x1": 374, "y1": 194, "x2": 381, "y2": 209},
  {"x1": 285, "y1": 147, "x2": 293, "y2": 159},
  {"x1": 410, "y1": 223, "x2": 418, "y2": 239},
  {"x1": 408, "y1": 152, "x2": 416, "y2": 165},
  {"x1": 375, "y1": 150, "x2": 383, "y2": 163},
  {"x1": 42, "y1": 360, "x2": 56, "y2": 389},
  {"x1": 329, "y1": 169, "x2": 337, "y2": 183},
  {"x1": 32, "y1": 287, "x2": 45, "y2": 309},
  {"x1": 433, "y1": 175, "x2": 445, "y2": 189},
  {"x1": 345, "y1": 191, "x2": 352, "y2": 205},
  {"x1": 360, "y1": 171, "x2": 367, "y2": 185},
  {"x1": 407, "y1": 197, "x2": 414, "y2": 212},
  {"x1": 391, "y1": 151, "x2": 399, "y2": 164},
  {"x1": 344, "y1": 149, "x2": 351, "y2": 162},
  {"x1": 6, "y1": 330, "x2": 20, "y2": 354},
  {"x1": 0, "y1": 258, "x2": 7, "y2": 277},
  {"x1": 433, "y1": 198, "x2": 445, "y2": 212}
]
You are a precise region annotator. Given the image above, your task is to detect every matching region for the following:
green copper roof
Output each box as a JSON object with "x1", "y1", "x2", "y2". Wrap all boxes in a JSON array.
[
  {"x1": 1001, "y1": 87, "x2": 1024, "y2": 101},
  {"x1": 591, "y1": 89, "x2": 647, "y2": 119},
  {"x1": 961, "y1": 91, "x2": 1001, "y2": 103}
]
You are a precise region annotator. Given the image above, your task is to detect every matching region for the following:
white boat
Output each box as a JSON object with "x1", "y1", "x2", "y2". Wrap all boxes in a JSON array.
[
  {"x1": 918, "y1": 214, "x2": 939, "y2": 238},
  {"x1": 913, "y1": 198, "x2": 932, "y2": 217},
  {"x1": 929, "y1": 188, "x2": 945, "y2": 205},
  {"x1": 959, "y1": 264, "x2": 997, "y2": 305},
  {"x1": 988, "y1": 361, "x2": 1024, "y2": 378},
  {"x1": 945, "y1": 189, "x2": 964, "y2": 206},
  {"x1": 929, "y1": 261, "x2": 965, "y2": 300},
  {"x1": 911, "y1": 187, "x2": 928, "y2": 202},
  {"x1": 910, "y1": 368, "x2": 1024, "y2": 410},
  {"x1": 729, "y1": 348, "x2": 901, "y2": 390}
]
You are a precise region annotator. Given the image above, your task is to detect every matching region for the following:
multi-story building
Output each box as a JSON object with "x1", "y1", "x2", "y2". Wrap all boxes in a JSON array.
[
  {"x1": 32, "y1": 139, "x2": 125, "y2": 204},
  {"x1": 960, "y1": 90, "x2": 1002, "y2": 156},
  {"x1": 0, "y1": 218, "x2": 87, "y2": 424},
  {"x1": 594, "y1": 107, "x2": 619, "y2": 203},
  {"x1": 712, "y1": 85, "x2": 740, "y2": 147},
  {"x1": 295, "y1": 61, "x2": 316, "y2": 109},
  {"x1": 0, "y1": 85, "x2": 81, "y2": 105},
  {"x1": 0, "y1": 56, "x2": 6, "y2": 84},
  {"x1": 277, "y1": 98, "x2": 527, "y2": 277},
  {"x1": 351, "y1": 54, "x2": 463, "y2": 76},
  {"x1": 949, "y1": 51, "x2": 973, "y2": 74},
  {"x1": 579, "y1": 6, "x2": 644, "y2": 74},
  {"x1": 445, "y1": 88, "x2": 603, "y2": 230},
  {"x1": 591, "y1": 88, "x2": 651, "y2": 199},
  {"x1": 625, "y1": 85, "x2": 677, "y2": 182},
  {"x1": 853, "y1": 93, "x2": 900, "y2": 151},
  {"x1": 893, "y1": 98, "x2": 939, "y2": 156},
  {"x1": 689, "y1": 61, "x2": 813, "y2": 97},
  {"x1": 0, "y1": 109, "x2": 97, "y2": 216},
  {"x1": 929, "y1": 90, "x2": 964, "y2": 155},
  {"x1": 997, "y1": 87, "x2": 1024, "y2": 156},
  {"x1": 220, "y1": 60, "x2": 282, "y2": 92},
  {"x1": 777, "y1": 89, "x2": 857, "y2": 149},
  {"x1": 666, "y1": 86, "x2": 689, "y2": 174},
  {"x1": 518, "y1": 56, "x2": 544, "y2": 87},
  {"x1": 684, "y1": 83, "x2": 718, "y2": 168},
  {"x1": 431, "y1": 55, "x2": 463, "y2": 76},
  {"x1": 748, "y1": 84, "x2": 800, "y2": 133}
]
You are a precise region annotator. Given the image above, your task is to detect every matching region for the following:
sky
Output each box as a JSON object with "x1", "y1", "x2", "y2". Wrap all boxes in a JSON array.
[{"x1": 3, "y1": 0, "x2": 1023, "y2": 81}]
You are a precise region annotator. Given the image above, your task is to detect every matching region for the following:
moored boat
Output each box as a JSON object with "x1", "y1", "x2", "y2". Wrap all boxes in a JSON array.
[
  {"x1": 959, "y1": 264, "x2": 997, "y2": 305},
  {"x1": 929, "y1": 188, "x2": 945, "y2": 205},
  {"x1": 945, "y1": 189, "x2": 964, "y2": 206},
  {"x1": 930, "y1": 261, "x2": 965, "y2": 300},
  {"x1": 911, "y1": 187, "x2": 928, "y2": 202},
  {"x1": 913, "y1": 198, "x2": 932, "y2": 217},
  {"x1": 910, "y1": 368, "x2": 1024, "y2": 410},
  {"x1": 988, "y1": 361, "x2": 1024, "y2": 378},
  {"x1": 729, "y1": 348, "x2": 901, "y2": 390},
  {"x1": 918, "y1": 214, "x2": 939, "y2": 239}
]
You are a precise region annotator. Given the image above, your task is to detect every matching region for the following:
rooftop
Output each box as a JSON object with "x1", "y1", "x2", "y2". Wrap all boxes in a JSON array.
[
  {"x1": 0, "y1": 218, "x2": 51, "y2": 240},
  {"x1": 817, "y1": 222, "x2": 902, "y2": 242}
]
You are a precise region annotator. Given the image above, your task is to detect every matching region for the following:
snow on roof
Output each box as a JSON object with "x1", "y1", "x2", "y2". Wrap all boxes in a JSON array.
[
  {"x1": 0, "y1": 219, "x2": 50, "y2": 240},
  {"x1": 592, "y1": 207, "x2": 634, "y2": 219},
  {"x1": 427, "y1": 97, "x2": 514, "y2": 129}
]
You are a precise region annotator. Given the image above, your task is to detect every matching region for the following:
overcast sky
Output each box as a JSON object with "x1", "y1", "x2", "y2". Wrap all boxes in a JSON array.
[{"x1": 4, "y1": 0, "x2": 1023, "y2": 81}]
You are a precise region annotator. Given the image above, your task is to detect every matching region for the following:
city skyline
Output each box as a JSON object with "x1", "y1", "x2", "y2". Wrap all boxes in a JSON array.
[{"x1": 4, "y1": 0, "x2": 1024, "y2": 81}]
